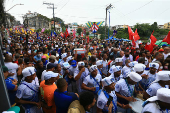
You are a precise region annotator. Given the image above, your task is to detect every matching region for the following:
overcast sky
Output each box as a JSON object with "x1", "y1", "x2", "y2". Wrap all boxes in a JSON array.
[{"x1": 4, "y1": 0, "x2": 170, "y2": 26}]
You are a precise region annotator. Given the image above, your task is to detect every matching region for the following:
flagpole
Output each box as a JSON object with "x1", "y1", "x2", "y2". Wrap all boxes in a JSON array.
[
  {"x1": 108, "y1": 11, "x2": 110, "y2": 39},
  {"x1": 93, "y1": 22, "x2": 95, "y2": 39}
]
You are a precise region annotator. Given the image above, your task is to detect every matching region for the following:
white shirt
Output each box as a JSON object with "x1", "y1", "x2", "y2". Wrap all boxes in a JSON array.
[
  {"x1": 152, "y1": 58, "x2": 156, "y2": 62},
  {"x1": 115, "y1": 79, "x2": 135, "y2": 97},
  {"x1": 69, "y1": 66, "x2": 78, "y2": 76},
  {"x1": 145, "y1": 57, "x2": 149, "y2": 65},
  {"x1": 41, "y1": 70, "x2": 47, "y2": 81},
  {"x1": 163, "y1": 53, "x2": 170, "y2": 60},
  {"x1": 83, "y1": 74, "x2": 102, "y2": 88},
  {"x1": 142, "y1": 102, "x2": 166, "y2": 113},
  {"x1": 97, "y1": 90, "x2": 117, "y2": 112},
  {"x1": 122, "y1": 65, "x2": 131, "y2": 76},
  {"x1": 122, "y1": 55, "x2": 133, "y2": 65},
  {"x1": 5, "y1": 62, "x2": 18, "y2": 80},
  {"x1": 109, "y1": 73, "x2": 123, "y2": 83}
]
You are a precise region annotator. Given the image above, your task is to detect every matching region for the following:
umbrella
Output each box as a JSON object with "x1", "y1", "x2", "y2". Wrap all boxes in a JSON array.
[{"x1": 155, "y1": 40, "x2": 170, "y2": 47}]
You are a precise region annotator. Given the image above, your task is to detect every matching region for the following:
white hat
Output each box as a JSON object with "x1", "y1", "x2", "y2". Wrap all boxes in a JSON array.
[
  {"x1": 110, "y1": 66, "x2": 122, "y2": 73},
  {"x1": 55, "y1": 45, "x2": 58, "y2": 47},
  {"x1": 115, "y1": 58, "x2": 123, "y2": 63},
  {"x1": 134, "y1": 64, "x2": 146, "y2": 72},
  {"x1": 67, "y1": 56, "x2": 73, "y2": 62},
  {"x1": 90, "y1": 47, "x2": 93, "y2": 50},
  {"x1": 149, "y1": 63, "x2": 159, "y2": 70},
  {"x1": 109, "y1": 65, "x2": 115, "y2": 73},
  {"x1": 153, "y1": 71, "x2": 170, "y2": 83},
  {"x1": 89, "y1": 65, "x2": 98, "y2": 72},
  {"x1": 96, "y1": 60, "x2": 103, "y2": 66},
  {"x1": 147, "y1": 88, "x2": 170, "y2": 104},
  {"x1": 61, "y1": 53, "x2": 67, "y2": 59},
  {"x1": 22, "y1": 67, "x2": 36, "y2": 78},
  {"x1": 102, "y1": 77, "x2": 114, "y2": 87},
  {"x1": 63, "y1": 62, "x2": 70, "y2": 69},
  {"x1": 44, "y1": 71, "x2": 59, "y2": 80},
  {"x1": 56, "y1": 53, "x2": 59, "y2": 57},
  {"x1": 78, "y1": 61, "x2": 85, "y2": 67},
  {"x1": 127, "y1": 72, "x2": 142, "y2": 82},
  {"x1": 128, "y1": 61, "x2": 138, "y2": 67}
]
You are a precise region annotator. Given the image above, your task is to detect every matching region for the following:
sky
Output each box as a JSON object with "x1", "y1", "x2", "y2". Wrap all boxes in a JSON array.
[{"x1": 4, "y1": 0, "x2": 170, "y2": 26}]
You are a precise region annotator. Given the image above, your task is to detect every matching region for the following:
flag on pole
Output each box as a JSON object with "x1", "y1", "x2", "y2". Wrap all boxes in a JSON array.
[
  {"x1": 86, "y1": 35, "x2": 89, "y2": 43},
  {"x1": 41, "y1": 28, "x2": 45, "y2": 32},
  {"x1": 81, "y1": 32, "x2": 83, "y2": 37},
  {"x1": 162, "y1": 31, "x2": 170, "y2": 44},
  {"x1": 73, "y1": 29, "x2": 76, "y2": 39},
  {"x1": 92, "y1": 23, "x2": 99, "y2": 33},
  {"x1": 150, "y1": 31, "x2": 157, "y2": 45},
  {"x1": 60, "y1": 32, "x2": 64, "y2": 38},
  {"x1": 64, "y1": 29, "x2": 69, "y2": 38},
  {"x1": 54, "y1": 31, "x2": 57, "y2": 36},
  {"x1": 128, "y1": 26, "x2": 134, "y2": 40}
]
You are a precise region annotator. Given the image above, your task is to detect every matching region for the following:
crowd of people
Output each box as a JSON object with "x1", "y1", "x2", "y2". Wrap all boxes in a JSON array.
[{"x1": 1, "y1": 31, "x2": 170, "y2": 113}]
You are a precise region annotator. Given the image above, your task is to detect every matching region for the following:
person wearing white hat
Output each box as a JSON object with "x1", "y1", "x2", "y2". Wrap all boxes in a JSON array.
[
  {"x1": 82, "y1": 65, "x2": 102, "y2": 113},
  {"x1": 115, "y1": 72, "x2": 142, "y2": 112},
  {"x1": 59, "y1": 53, "x2": 68, "y2": 67},
  {"x1": 142, "y1": 88, "x2": 170, "y2": 113},
  {"x1": 109, "y1": 66, "x2": 123, "y2": 83},
  {"x1": 143, "y1": 71, "x2": 170, "y2": 100},
  {"x1": 115, "y1": 58, "x2": 123, "y2": 67},
  {"x1": 97, "y1": 77, "x2": 123, "y2": 113},
  {"x1": 96, "y1": 60, "x2": 107, "y2": 78},
  {"x1": 74, "y1": 61, "x2": 89, "y2": 94},
  {"x1": 16, "y1": 67, "x2": 42, "y2": 113},
  {"x1": 140, "y1": 62, "x2": 159, "y2": 91},
  {"x1": 122, "y1": 59, "x2": 131, "y2": 78}
]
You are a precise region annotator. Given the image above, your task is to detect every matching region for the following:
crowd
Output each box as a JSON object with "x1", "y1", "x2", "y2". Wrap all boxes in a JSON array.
[{"x1": 1, "y1": 30, "x2": 170, "y2": 113}]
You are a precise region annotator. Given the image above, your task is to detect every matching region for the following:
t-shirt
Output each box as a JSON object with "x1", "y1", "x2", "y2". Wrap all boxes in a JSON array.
[
  {"x1": 40, "y1": 80, "x2": 57, "y2": 113},
  {"x1": 142, "y1": 102, "x2": 164, "y2": 113},
  {"x1": 83, "y1": 74, "x2": 102, "y2": 88},
  {"x1": 54, "y1": 89, "x2": 78, "y2": 113},
  {"x1": 34, "y1": 55, "x2": 41, "y2": 62},
  {"x1": 5, "y1": 77, "x2": 16, "y2": 105},
  {"x1": 5, "y1": 62, "x2": 19, "y2": 80},
  {"x1": 109, "y1": 73, "x2": 123, "y2": 83}
]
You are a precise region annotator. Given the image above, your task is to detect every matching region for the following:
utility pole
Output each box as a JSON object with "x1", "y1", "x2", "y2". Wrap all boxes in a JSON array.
[
  {"x1": 43, "y1": 2, "x2": 57, "y2": 31},
  {"x1": 105, "y1": 4, "x2": 112, "y2": 39}
]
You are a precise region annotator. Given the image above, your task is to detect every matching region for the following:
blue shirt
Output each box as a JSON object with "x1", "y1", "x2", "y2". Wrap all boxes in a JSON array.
[
  {"x1": 54, "y1": 89, "x2": 78, "y2": 113},
  {"x1": 5, "y1": 77, "x2": 16, "y2": 105},
  {"x1": 34, "y1": 55, "x2": 41, "y2": 62}
]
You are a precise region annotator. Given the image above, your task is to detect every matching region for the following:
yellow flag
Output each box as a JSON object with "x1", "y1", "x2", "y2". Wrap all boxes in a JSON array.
[
  {"x1": 30, "y1": 29, "x2": 34, "y2": 33},
  {"x1": 15, "y1": 30, "x2": 18, "y2": 33},
  {"x1": 10, "y1": 28, "x2": 12, "y2": 31},
  {"x1": 22, "y1": 28, "x2": 24, "y2": 33}
]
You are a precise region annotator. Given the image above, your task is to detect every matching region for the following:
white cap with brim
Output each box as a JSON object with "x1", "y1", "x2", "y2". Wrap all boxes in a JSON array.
[
  {"x1": 44, "y1": 71, "x2": 59, "y2": 80},
  {"x1": 128, "y1": 61, "x2": 138, "y2": 67},
  {"x1": 115, "y1": 58, "x2": 123, "y2": 63},
  {"x1": 149, "y1": 63, "x2": 159, "y2": 70},
  {"x1": 63, "y1": 62, "x2": 70, "y2": 69},
  {"x1": 134, "y1": 64, "x2": 146, "y2": 72},
  {"x1": 67, "y1": 56, "x2": 73, "y2": 62},
  {"x1": 89, "y1": 65, "x2": 98, "y2": 72},
  {"x1": 111, "y1": 66, "x2": 122, "y2": 73},
  {"x1": 147, "y1": 88, "x2": 170, "y2": 104},
  {"x1": 78, "y1": 62, "x2": 85, "y2": 67},
  {"x1": 96, "y1": 60, "x2": 103, "y2": 66},
  {"x1": 61, "y1": 53, "x2": 67, "y2": 59},
  {"x1": 102, "y1": 77, "x2": 114, "y2": 87},
  {"x1": 22, "y1": 67, "x2": 36, "y2": 79},
  {"x1": 127, "y1": 72, "x2": 142, "y2": 82},
  {"x1": 152, "y1": 71, "x2": 170, "y2": 83}
]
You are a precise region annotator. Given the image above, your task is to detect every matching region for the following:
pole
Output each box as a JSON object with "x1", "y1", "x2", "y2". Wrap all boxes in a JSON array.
[
  {"x1": 94, "y1": 22, "x2": 95, "y2": 39},
  {"x1": 108, "y1": 11, "x2": 110, "y2": 39},
  {"x1": 105, "y1": 8, "x2": 107, "y2": 39},
  {"x1": 53, "y1": 4, "x2": 55, "y2": 31}
]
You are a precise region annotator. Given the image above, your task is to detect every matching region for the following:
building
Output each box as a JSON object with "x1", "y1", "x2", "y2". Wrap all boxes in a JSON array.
[
  {"x1": 158, "y1": 25, "x2": 164, "y2": 29},
  {"x1": 111, "y1": 25, "x2": 131, "y2": 30},
  {"x1": 164, "y1": 22, "x2": 170, "y2": 29},
  {"x1": 66, "y1": 23, "x2": 79, "y2": 33},
  {"x1": 49, "y1": 21, "x2": 62, "y2": 32},
  {"x1": 23, "y1": 11, "x2": 49, "y2": 30}
]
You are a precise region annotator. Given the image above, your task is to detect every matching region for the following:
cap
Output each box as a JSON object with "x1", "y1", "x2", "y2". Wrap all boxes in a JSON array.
[
  {"x1": 110, "y1": 66, "x2": 122, "y2": 73},
  {"x1": 158, "y1": 48, "x2": 164, "y2": 52},
  {"x1": 41, "y1": 55, "x2": 46, "y2": 59},
  {"x1": 24, "y1": 57, "x2": 30, "y2": 64},
  {"x1": 90, "y1": 47, "x2": 94, "y2": 50},
  {"x1": 47, "y1": 63, "x2": 57, "y2": 69},
  {"x1": 162, "y1": 44, "x2": 167, "y2": 47},
  {"x1": 67, "y1": 56, "x2": 73, "y2": 62},
  {"x1": 56, "y1": 53, "x2": 59, "y2": 57},
  {"x1": 127, "y1": 72, "x2": 142, "y2": 82},
  {"x1": 71, "y1": 60, "x2": 77, "y2": 67},
  {"x1": 55, "y1": 45, "x2": 58, "y2": 47},
  {"x1": 149, "y1": 63, "x2": 159, "y2": 70},
  {"x1": 128, "y1": 61, "x2": 138, "y2": 67},
  {"x1": 61, "y1": 53, "x2": 67, "y2": 59},
  {"x1": 109, "y1": 65, "x2": 115, "y2": 73},
  {"x1": 63, "y1": 62, "x2": 70, "y2": 69},
  {"x1": 22, "y1": 67, "x2": 36, "y2": 78},
  {"x1": 96, "y1": 60, "x2": 103, "y2": 66},
  {"x1": 44, "y1": 71, "x2": 59, "y2": 80},
  {"x1": 147, "y1": 88, "x2": 170, "y2": 104},
  {"x1": 78, "y1": 61, "x2": 85, "y2": 67},
  {"x1": 115, "y1": 58, "x2": 123, "y2": 63},
  {"x1": 89, "y1": 65, "x2": 98, "y2": 72},
  {"x1": 50, "y1": 55, "x2": 56, "y2": 60},
  {"x1": 134, "y1": 64, "x2": 146, "y2": 72},
  {"x1": 2, "y1": 66, "x2": 11, "y2": 72},
  {"x1": 153, "y1": 71, "x2": 170, "y2": 83},
  {"x1": 102, "y1": 77, "x2": 114, "y2": 87}
]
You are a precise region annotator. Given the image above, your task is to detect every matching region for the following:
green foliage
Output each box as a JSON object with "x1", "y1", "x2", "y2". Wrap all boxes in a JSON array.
[
  {"x1": 86, "y1": 32, "x2": 89, "y2": 36},
  {"x1": 97, "y1": 26, "x2": 113, "y2": 39},
  {"x1": 52, "y1": 17, "x2": 65, "y2": 28},
  {"x1": 36, "y1": 28, "x2": 42, "y2": 33},
  {"x1": 44, "y1": 29, "x2": 51, "y2": 34},
  {"x1": 38, "y1": 14, "x2": 50, "y2": 21},
  {"x1": 77, "y1": 28, "x2": 82, "y2": 35}
]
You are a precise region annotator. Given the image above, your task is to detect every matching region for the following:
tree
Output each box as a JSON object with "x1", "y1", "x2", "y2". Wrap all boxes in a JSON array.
[
  {"x1": 86, "y1": 32, "x2": 89, "y2": 36},
  {"x1": 77, "y1": 28, "x2": 82, "y2": 35}
]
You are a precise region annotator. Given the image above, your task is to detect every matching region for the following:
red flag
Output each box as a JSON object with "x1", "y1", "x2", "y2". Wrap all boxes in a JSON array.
[
  {"x1": 133, "y1": 29, "x2": 140, "y2": 41},
  {"x1": 128, "y1": 26, "x2": 133, "y2": 40},
  {"x1": 81, "y1": 32, "x2": 83, "y2": 37},
  {"x1": 64, "y1": 28, "x2": 69, "y2": 38},
  {"x1": 73, "y1": 29, "x2": 76, "y2": 39},
  {"x1": 150, "y1": 31, "x2": 157, "y2": 45},
  {"x1": 60, "y1": 32, "x2": 64, "y2": 37},
  {"x1": 145, "y1": 42, "x2": 153, "y2": 53},
  {"x1": 86, "y1": 35, "x2": 89, "y2": 43},
  {"x1": 162, "y1": 31, "x2": 170, "y2": 44}
]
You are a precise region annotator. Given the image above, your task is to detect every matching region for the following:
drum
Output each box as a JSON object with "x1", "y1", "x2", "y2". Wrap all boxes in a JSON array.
[{"x1": 129, "y1": 97, "x2": 144, "y2": 113}]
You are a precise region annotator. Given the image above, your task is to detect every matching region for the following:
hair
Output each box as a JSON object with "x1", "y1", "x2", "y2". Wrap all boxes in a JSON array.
[
  {"x1": 145, "y1": 50, "x2": 150, "y2": 54},
  {"x1": 125, "y1": 59, "x2": 130, "y2": 64},
  {"x1": 138, "y1": 57, "x2": 145, "y2": 64},
  {"x1": 57, "y1": 78, "x2": 67, "y2": 90},
  {"x1": 43, "y1": 48, "x2": 48, "y2": 54},
  {"x1": 139, "y1": 51, "x2": 145, "y2": 57},
  {"x1": 15, "y1": 53, "x2": 20, "y2": 59},
  {"x1": 154, "y1": 52, "x2": 160, "y2": 58},
  {"x1": 37, "y1": 60, "x2": 42, "y2": 64},
  {"x1": 124, "y1": 49, "x2": 129, "y2": 53},
  {"x1": 5, "y1": 55, "x2": 12, "y2": 62},
  {"x1": 18, "y1": 58, "x2": 23, "y2": 65},
  {"x1": 51, "y1": 51, "x2": 56, "y2": 56},
  {"x1": 79, "y1": 91, "x2": 94, "y2": 108},
  {"x1": 37, "y1": 50, "x2": 41, "y2": 53}
]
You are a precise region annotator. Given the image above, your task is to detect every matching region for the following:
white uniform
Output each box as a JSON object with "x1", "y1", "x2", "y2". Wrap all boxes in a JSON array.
[
  {"x1": 109, "y1": 73, "x2": 123, "y2": 83},
  {"x1": 102, "y1": 60, "x2": 108, "y2": 75},
  {"x1": 97, "y1": 90, "x2": 117, "y2": 113},
  {"x1": 5, "y1": 62, "x2": 18, "y2": 80},
  {"x1": 16, "y1": 81, "x2": 42, "y2": 113},
  {"x1": 41, "y1": 70, "x2": 47, "y2": 81},
  {"x1": 146, "y1": 82, "x2": 169, "y2": 97}
]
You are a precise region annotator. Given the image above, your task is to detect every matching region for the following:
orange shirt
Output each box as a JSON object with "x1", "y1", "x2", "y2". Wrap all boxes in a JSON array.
[{"x1": 40, "y1": 80, "x2": 57, "y2": 113}]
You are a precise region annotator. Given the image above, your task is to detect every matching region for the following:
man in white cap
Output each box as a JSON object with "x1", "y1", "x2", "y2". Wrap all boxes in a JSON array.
[
  {"x1": 40, "y1": 71, "x2": 58, "y2": 113},
  {"x1": 122, "y1": 59, "x2": 131, "y2": 77},
  {"x1": 59, "y1": 53, "x2": 68, "y2": 67},
  {"x1": 140, "y1": 62, "x2": 159, "y2": 91},
  {"x1": 109, "y1": 66, "x2": 123, "y2": 83},
  {"x1": 82, "y1": 65, "x2": 102, "y2": 113},
  {"x1": 96, "y1": 60, "x2": 107, "y2": 78},
  {"x1": 15, "y1": 67, "x2": 42, "y2": 113},
  {"x1": 74, "y1": 61, "x2": 89, "y2": 94},
  {"x1": 97, "y1": 77, "x2": 124, "y2": 113},
  {"x1": 143, "y1": 71, "x2": 170, "y2": 100},
  {"x1": 142, "y1": 88, "x2": 170, "y2": 113},
  {"x1": 115, "y1": 72, "x2": 142, "y2": 112}
]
